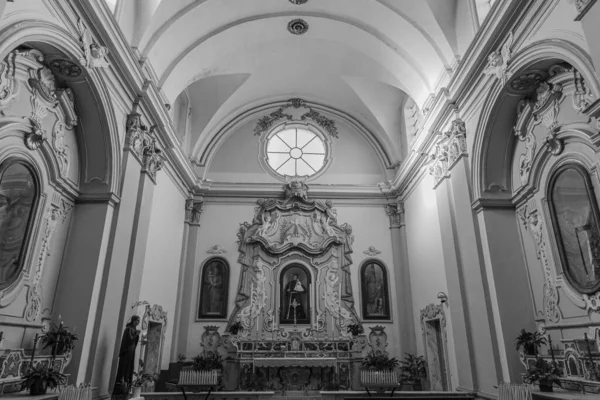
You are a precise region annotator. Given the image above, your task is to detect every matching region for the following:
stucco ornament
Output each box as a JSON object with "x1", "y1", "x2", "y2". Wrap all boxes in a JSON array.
[
  {"x1": 207, "y1": 244, "x2": 227, "y2": 254},
  {"x1": 185, "y1": 199, "x2": 203, "y2": 225},
  {"x1": 518, "y1": 202, "x2": 560, "y2": 323},
  {"x1": 362, "y1": 246, "x2": 381, "y2": 256},
  {"x1": 25, "y1": 200, "x2": 73, "y2": 321},
  {"x1": 385, "y1": 202, "x2": 404, "y2": 229},
  {"x1": 483, "y1": 31, "x2": 513, "y2": 85},
  {"x1": 78, "y1": 19, "x2": 110, "y2": 69},
  {"x1": 125, "y1": 113, "x2": 164, "y2": 180},
  {"x1": 368, "y1": 326, "x2": 388, "y2": 356},
  {"x1": 288, "y1": 19, "x2": 309, "y2": 35},
  {"x1": 567, "y1": 0, "x2": 594, "y2": 13},
  {"x1": 427, "y1": 117, "x2": 467, "y2": 187},
  {"x1": 323, "y1": 261, "x2": 353, "y2": 337},
  {"x1": 238, "y1": 262, "x2": 268, "y2": 333},
  {"x1": 583, "y1": 292, "x2": 600, "y2": 313}
]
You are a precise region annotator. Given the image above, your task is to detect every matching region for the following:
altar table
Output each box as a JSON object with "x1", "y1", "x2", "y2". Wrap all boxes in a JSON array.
[{"x1": 253, "y1": 357, "x2": 338, "y2": 369}]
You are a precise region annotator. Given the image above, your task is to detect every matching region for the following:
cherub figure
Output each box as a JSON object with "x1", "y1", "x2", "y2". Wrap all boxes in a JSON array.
[{"x1": 483, "y1": 31, "x2": 513, "y2": 85}]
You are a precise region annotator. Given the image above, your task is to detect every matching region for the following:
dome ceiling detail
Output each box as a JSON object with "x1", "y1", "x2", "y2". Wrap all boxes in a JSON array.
[{"x1": 288, "y1": 19, "x2": 309, "y2": 35}]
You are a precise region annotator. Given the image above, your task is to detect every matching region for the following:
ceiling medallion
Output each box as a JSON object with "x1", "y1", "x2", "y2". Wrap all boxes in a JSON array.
[
  {"x1": 288, "y1": 19, "x2": 309, "y2": 35},
  {"x1": 289, "y1": 0, "x2": 308, "y2": 4},
  {"x1": 508, "y1": 70, "x2": 547, "y2": 94},
  {"x1": 47, "y1": 59, "x2": 83, "y2": 78}
]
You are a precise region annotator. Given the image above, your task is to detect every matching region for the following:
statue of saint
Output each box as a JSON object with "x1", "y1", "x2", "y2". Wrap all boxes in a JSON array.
[
  {"x1": 285, "y1": 273, "x2": 306, "y2": 320},
  {"x1": 114, "y1": 315, "x2": 140, "y2": 388}
]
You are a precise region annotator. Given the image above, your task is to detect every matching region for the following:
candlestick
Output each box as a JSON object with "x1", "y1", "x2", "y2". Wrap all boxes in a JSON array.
[
  {"x1": 548, "y1": 335, "x2": 556, "y2": 363},
  {"x1": 30, "y1": 333, "x2": 39, "y2": 370},
  {"x1": 584, "y1": 333, "x2": 598, "y2": 380}
]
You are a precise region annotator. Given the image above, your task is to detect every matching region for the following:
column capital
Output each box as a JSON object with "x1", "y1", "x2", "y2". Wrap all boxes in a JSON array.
[
  {"x1": 569, "y1": 0, "x2": 597, "y2": 20},
  {"x1": 427, "y1": 117, "x2": 467, "y2": 188},
  {"x1": 185, "y1": 198, "x2": 204, "y2": 225},
  {"x1": 385, "y1": 202, "x2": 405, "y2": 229}
]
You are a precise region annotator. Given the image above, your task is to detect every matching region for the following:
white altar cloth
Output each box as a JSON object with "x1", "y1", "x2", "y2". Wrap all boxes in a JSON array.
[{"x1": 253, "y1": 357, "x2": 337, "y2": 368}]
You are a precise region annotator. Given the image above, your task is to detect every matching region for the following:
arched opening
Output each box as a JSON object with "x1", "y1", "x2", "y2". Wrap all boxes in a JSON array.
[
  {"x1": 197, "y1": 257, "x2": 230, "y2": 320},
  {"x1": 279, "y1": 263, "x2": 312, "y2": 325}
]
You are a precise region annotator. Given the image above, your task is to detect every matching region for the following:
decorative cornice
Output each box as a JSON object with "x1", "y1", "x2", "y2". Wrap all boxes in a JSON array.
[
  {"x1": 385, "y1": 202, "x2": 405, "y2": 229},
  {"x1": 253, "y1": 98, "x2": 338, "y2": 138},
  {"x1": 185, "y1": 198, "x2": 204, "y2": 225},
  {"x1": 289, "y1": 0, "x2": 308, "y2": 4},
  {"x1": 125, "y1": 113, "x2": 164, "y2": 181}
]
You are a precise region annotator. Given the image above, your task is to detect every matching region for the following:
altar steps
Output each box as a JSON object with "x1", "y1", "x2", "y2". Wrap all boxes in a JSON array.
[{"x1": 144, "y1": 390, "x2": 475, "y2": 400}]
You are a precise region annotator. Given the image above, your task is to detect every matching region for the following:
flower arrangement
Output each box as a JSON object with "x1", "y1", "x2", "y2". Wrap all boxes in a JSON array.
[
  {"x1": 131, "y1": 371, "x2": 159, "y2": 388},
  {"x1": 228, "y1": 321, "x2": 243, "y2": 335},
  {"x1": 177, "y1": 354, "x2": 187, "y2": 363},
  {"x1": 346, "y1": 323, "x2": 364, "y2": 336},
  {"x1": 362, "y1": 352, "x2": 400, "y2": 371},
  {"x1": 192, "y1": 352, "x2": 224, "y2": 371},
  {"x1": 40, "y1": 322, "x2": 78, "y2": 357},
  {"x1": 515, "y1": 329, "x2": 547, "y2": 356},
  {"x1": 523, "y1": 357, "x2": 562, "y2": 392},
  {"x1": 399, "y1": 353, "x2": 427, "y2": 390}
]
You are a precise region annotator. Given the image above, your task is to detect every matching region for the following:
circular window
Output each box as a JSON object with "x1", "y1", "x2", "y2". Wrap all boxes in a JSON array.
[{"x1": 266, "y1": 127, "x2": 326, "y2": 178}]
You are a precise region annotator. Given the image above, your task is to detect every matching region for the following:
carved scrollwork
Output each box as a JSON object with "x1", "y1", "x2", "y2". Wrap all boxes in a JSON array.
[
  {"x1": 368, "y1": 326, "x2": 388, "y2": 356},
  {"x1": 427, "y1": 117, "x2": 467, "y2": 186},
  {"x1": 207, "y1": 244, "x2": 227, "y2": 254},
  {"x1": 517, "y1": 201, "x2": 561, "y2": 322},
  {"x1": 125, "y1": 113, "x2": 163, "y2": 180},
  {"x1": 385, "y1": 202, "x2": 404, "y2": 229},
  {"x1": 185, "y1": 199, "x2": 203, "y2": 225},
  {"x1": 25, "y1": 200, "x2": 73, "y2": 321},
  {"x1": 362, "y1": 246, "x2": 381, "y2": 256}
]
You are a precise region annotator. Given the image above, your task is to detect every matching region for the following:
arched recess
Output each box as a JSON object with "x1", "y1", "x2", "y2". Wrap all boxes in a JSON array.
[
  {"x1": 359, "y1": 259, "x2": 391, "y2": 321},
  {"x1": 197, "y1": 257, "x2": 230, "y2": 320},
  {"x1": 0, "y1": 20, "x2": 121, "y2": 197},
  {"x1": 470, "y1": 37, "x2": 600, "y2": 382}
]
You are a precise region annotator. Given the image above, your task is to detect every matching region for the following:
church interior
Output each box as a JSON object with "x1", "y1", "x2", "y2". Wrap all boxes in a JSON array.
[{"x1": 1, "y1": 0, "x2": 600, "y2": 399}]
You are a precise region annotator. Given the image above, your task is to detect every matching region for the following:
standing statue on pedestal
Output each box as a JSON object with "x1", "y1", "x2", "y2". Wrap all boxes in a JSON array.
[{"x1": 113, "y1": 315, "x2": 140, "y2": 394}]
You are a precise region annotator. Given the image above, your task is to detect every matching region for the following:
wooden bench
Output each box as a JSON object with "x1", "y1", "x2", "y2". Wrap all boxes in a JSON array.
[{"x1": 360, "y1": 370, "x2": 402, "y2": 397}]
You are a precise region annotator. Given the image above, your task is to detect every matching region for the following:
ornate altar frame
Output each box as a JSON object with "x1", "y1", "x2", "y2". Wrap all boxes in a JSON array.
[
  {"x1": 132, "y1": 301, "x2": 168, "y2": 376},
  {"x1": 420, "y1": 303, "x2": 450, "y2": 391}
]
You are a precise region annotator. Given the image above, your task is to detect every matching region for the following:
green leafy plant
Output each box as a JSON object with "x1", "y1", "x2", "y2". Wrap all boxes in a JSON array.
[
  {"x1": 346, "y1": 323, "x2": 364, "y2": 336},
  {"x1": 40, "y1": 322, "x2": 78, "y2": 357},
  {"x1": 192, "y1": 353, "x2": 224, "y2": 371},
  {"x1": 523, "y1": 357, "x2": 562, "y2": 390},
  {"x1": 132, "y1": 371, "x2": 159, "y2": 388},
  {"x1": 515, "y1": 329, "x2": 547, "y2": 356},
  {"x1": 362, "y1": 352, "x2": 400, "y2": 371},
  {"x1": 21, "y1": 364, "x2": 67, "y2": 395},
  {"x1": 228, "y1": 321, "x2": 243, "y2": 335},
  {"x1": 399, "y1": 353, "x2": 427, "y2": 381},
  {"x1": 177, "y1": 353, "x2": 187, "y2": 363}
]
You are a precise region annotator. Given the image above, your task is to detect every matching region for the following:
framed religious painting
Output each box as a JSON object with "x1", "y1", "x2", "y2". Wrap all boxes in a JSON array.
[
  {"x1": 360, "y1": 260, "x2": 391, "y2": 320},
  {"x1": 0, "y1": 160, "x2": 39, "y2": 290},
  {"x1": 548, "y1": 164, "x2": 600, "y2": 295},
  {"x1": 197, "y1": 257, "x2": 229, "y2": 319},
  {"x1": 279, "y1": 264, "x2": 311, "y2": 325}
]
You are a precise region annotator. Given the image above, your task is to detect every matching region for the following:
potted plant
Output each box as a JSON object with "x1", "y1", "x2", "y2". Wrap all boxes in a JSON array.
[
  {"x1": 347, "y1": 323, "x2": 364, "y2": 336},
  {"x1": 40, "y1": 322, "x2": 78, "y2": 359},
  {"x1": 131, "y1": 371, "x2": 159, "y2": 398},
  {"x1": 228, "y1": 321, "x2": 243, "y2": 335},
  {"x1": 515, "y1": 329, "x2": 547, "y2": 356},
  {"x1": 362, "y1": 352, "x2": 400, "y2": 371},
  {"x1": 177, "y1": 354, "x2": 187, "y2": 363},
  {"x1": 399, "y1": 353, "x2": 427, "y2": 391},
  {"x1": 21, "y1": 364, "x2": 67, "y2": 395},
  {"x1": 523, "y1": 357, "x2": 562, "y2": 392},
  {"x1": 192, "y1": 352, "x2": 224, "y2": 371}
]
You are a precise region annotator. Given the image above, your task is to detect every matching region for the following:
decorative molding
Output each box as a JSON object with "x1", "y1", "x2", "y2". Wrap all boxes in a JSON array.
[
  {"x1": 287, "y1": 19, "x2": 309, "y2": 35},
  {"x1": 385, "y1": 202, "x2": 405, "y2": 229},
  {"x1": 125, "y1": 113, "x2": 164, "y2": 180},
  {"x1": 483, "y1": 31, "x2": 514, "y2": 85},
  {"x1": 368, "y1": 326, "x2": 388, "y2": 356},
  {"x1": 254, "y1": 98, "x2": 338, "y2": 138},
  {"x1": 24, "y1": 200, "x2": 73, "y2": 321},
  {"x1": 185, "y1": 198, "x2": 204, "y2": 225},
  {"x1": 47, "y1": 59, "x2": 82, "y2": 78},
  {"x1": 568, "y1": 0, "x2": 598, "y2": 20},
  {"x1": 508, "y1": 71, "x2": 547, "y2": 95},
  {"x1": 207, "y1": 244, "x2": 227, "y2": 255},
  {"x1": 517, "y1": 201, "x2": 561, "y2": 323},
  {"x1": 362, "y1": 246, "x2": 381, "y2": 257},
  {"x1": 427, "y1": 117, "x2": 467, "y2": 187},
  {"x1": 77, "y1": 19, "x2": 110, "y2": 69},
  {"x1": 289, "y1": 0, "x2": 308, "y2": 4}
]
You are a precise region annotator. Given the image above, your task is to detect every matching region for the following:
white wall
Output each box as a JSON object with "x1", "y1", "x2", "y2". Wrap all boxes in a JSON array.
[{"x1": 139, "y1": 173, "x2": 186, "y2": 370}]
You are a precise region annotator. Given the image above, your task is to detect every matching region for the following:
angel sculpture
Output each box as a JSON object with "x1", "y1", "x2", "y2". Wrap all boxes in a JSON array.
[
  {"x1": 78, "y1": 19, "x2": 110, "y2": 69},
  {"x1": 483, "y1": 31, "x2": 513, "y2": 85}
]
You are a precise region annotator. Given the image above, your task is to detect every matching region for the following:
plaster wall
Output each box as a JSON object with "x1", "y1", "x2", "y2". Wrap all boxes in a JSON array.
[
  {"x1": 183, "y1": 200, "x2": 404, "y2": 358},
  {"x1": 139, "y1": 173, "x2": 186, "y2": 370},
  {"x1": 404, "y1": 174, "x2": 458, "y2": 389}
]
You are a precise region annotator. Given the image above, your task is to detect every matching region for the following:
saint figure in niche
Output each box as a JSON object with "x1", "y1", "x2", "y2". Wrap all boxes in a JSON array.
[
  {"x1": 198, "y1": 259, "x2": 228, "y2": 318},
  {"x1": 280, "y1": 267, "x2": 310, "y2": 324},
  {"x1": 286, "y1": 273, "x2": 306, "y2": 320}
]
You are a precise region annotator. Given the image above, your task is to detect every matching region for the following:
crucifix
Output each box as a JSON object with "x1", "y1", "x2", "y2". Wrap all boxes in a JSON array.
[{"x1": 290, "y1": 298, "x2": 300, "y2": 326}]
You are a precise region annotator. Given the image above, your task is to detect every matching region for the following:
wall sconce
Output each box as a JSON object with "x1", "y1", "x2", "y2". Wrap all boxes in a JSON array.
[{"x1": 437, "y1": 292, "x2": 448, "y2": 304}]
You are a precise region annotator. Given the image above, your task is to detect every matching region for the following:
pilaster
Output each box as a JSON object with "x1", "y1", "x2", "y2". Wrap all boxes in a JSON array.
[
  {"x1": 174, "y1": 199, "x2": 203, "y2": 358},
  {"x1": 571, "y1": 0, "x2": 600, "y2": 78},
  {"x1": 385, "y1": 201, "x2": 417, "y2": 357},
  {"x1": 428, "y1": 117, "x2": 502, "y2": 394}
]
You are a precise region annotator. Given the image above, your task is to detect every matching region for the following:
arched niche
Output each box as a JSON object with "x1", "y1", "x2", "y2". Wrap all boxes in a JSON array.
[
  {"x1": 278, "y1": 263, "x2": 312, "y2": 325},
  {"x1": 359, "y1": 259, "x2": 391, "y2": 321},
  {"x1": 0, "y1": 21, "x2": 121, "y2": 198}
]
